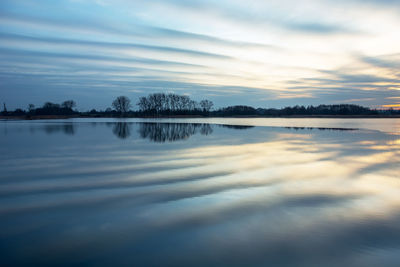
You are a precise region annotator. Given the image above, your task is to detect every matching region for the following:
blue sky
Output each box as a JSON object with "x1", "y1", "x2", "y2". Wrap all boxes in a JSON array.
[{"x1": 0, "y1": 0, "x2": 400, "y2": 110}]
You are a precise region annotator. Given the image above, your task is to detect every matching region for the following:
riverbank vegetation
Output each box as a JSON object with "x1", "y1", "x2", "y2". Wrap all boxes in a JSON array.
[{"x1": 1, "y1": 93, "x2": 399, "y2": 118}]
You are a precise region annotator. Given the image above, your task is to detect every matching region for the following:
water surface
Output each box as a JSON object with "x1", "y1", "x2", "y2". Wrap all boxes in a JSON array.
[{"x1": 0, "y1": 119, "x2": 399, "y2": 266}]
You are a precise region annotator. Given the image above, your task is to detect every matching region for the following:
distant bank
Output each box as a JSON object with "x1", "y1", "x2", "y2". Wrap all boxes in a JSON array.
[
  {"x1": 2, "y1": 93, "x2": 399, "y2": 119},
  {"x1": 1, "y1": 114, "x2": 400, "y2": 120}
]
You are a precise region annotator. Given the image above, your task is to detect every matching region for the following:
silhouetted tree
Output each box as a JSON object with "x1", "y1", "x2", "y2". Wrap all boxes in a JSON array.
[
  {"x1": 137, "y1": 93, "x2": 211, "y2": 115},
  {"x1": 33, "y1": 101, "x2": 76, "y2": 115},
  {"x1": 43, "y1": 102, "x2": 60, "y2": 110},
  {"x1": 253, "y1": 104, "x2": 379, "y2": 116},
  {"x1": 112, "y1": 96, "x2": 131, "y2": 114},
  {"x1": 28, "y1": 104, "x2": 35, "y2": 113},
  {"x1": 200, "y1": 100, "x2": 213, "y2": 112},
  {"x1": 217, "y1": 105, "x2": 257, "y2": 116},
  {"x1": 13, "y1": 109, "x2": 25, "y2": 115},
  {"x1": 3, "y1": 93, "x2": 399, "y2": 118},
  {"x1": 137, "y1": 96, "x2": 151, "y2": 112},
  {"x1": 62, "y1": 100, "x2": 76, "y2": 109}
]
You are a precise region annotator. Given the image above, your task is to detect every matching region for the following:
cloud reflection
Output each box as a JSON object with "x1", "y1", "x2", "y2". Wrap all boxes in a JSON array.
[{"x1": 0, "y1": 121, "x2": 399, "y2": 266}]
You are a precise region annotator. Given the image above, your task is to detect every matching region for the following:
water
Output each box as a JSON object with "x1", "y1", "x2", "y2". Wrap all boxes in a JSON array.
[{"x1": 0, "y1": 118, "x2": 399, "y2": 266}]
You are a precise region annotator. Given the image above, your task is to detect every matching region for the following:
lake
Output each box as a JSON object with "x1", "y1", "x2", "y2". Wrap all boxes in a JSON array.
[{"x1": 1, "y1": 118, "x2": 400, "y2": 266}]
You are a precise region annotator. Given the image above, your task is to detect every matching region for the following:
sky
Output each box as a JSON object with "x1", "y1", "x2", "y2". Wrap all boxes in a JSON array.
[{"x1": 0, "y1": 0, "x2": 400, "y2": 110}]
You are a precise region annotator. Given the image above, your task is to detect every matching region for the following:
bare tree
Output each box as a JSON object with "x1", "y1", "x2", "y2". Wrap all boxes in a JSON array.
[
  {"x1": 136, "y1": 93, "x2": 215, "y2": 115},
  {"x1": 112, "y1": 96, "x2": 131, "y2": 114},
  {"x1": 62, "y1": 100, "x2": 76, "y2": 109},
  {"x1": 28, "y1": 104, "x2": 35, "y2": 112},
  {"x1": 137, "y1": 96, "x2": 150, "y2": 112},
  {"x1": 172, "y1": 94, "x2": 179, "y2": 111},
  {"x1": 180, "y1": 95, "x2": 190, "y2": 110},
  {"x1": 43, "y1": 102, "x2": 60, "y2": 109},
  {"x1": 189, "y1": 100, "x2": 198, "y2": 111},
  {"x1": 200, "y1": 100, "x2": 213, "y2": 112}
]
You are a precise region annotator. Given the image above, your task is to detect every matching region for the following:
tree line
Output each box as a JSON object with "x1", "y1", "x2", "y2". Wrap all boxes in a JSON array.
[
  {"x1": 214, "y1": 104, "x2": 386, "y2": 116},
  {"x1": 1, "y1": 93, "x2": 399, "y2": 117},
  {"x1": 137, "y1": 93, "x2": 213, "y2": 115},
  {"x1": 1, "y1": 100, "x2": 78, "y2": 116}
]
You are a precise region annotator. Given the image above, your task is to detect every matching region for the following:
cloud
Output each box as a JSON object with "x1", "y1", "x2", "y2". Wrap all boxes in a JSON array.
[
  {"x1": 281, "y1": 22, "x2": 353, "y2": 34},
  {"x1": 359, "y1": 54, "x2": 400, "y2": 74},
  {"x1": 0, "y1": 33, "x2": 231, "y2": 59},
  {"x1": 0, "y1": 0, "x2": 399, "y2": 109},
  {"x1": 117, "y1": 0, "x2": 359, "y2": 35},
  {"x1": 340, "y1": 0, "x2": 400, "y2": 6}
]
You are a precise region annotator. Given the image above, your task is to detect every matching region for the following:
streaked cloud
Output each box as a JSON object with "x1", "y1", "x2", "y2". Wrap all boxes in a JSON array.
[{"x1": 0, "y1": 0, "x2": 399, "y2": 109}]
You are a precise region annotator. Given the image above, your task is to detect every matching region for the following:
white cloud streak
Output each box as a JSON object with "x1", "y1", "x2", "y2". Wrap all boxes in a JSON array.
[{"x1": 0, "y1": 0, "x2": 399, "y2": 109}]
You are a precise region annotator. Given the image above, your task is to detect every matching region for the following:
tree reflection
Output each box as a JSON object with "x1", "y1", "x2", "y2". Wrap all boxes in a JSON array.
[
  {"x1": 138, "y1": 123, "x2": 213, "y2": 143},
  {"x1": 112, "y1": 122, "x2": 131, "y2": 139},
  {"x1": 220, "y1": 125, "x2": 255, "y2": 130},
  {"x1": 44, "y1": 124, "x2": 75, "y2": 135},
  {"x1": 109, "y1": 123, "x2": 360, "y2": 142}
]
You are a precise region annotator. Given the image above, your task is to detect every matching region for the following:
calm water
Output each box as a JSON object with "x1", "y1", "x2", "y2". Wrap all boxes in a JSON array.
[{"x1": 0, "y1": 118, "x2": 399, "y2": 266}]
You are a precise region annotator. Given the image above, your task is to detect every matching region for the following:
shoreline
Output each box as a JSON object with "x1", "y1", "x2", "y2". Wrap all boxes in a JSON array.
[{"x1": 1, "y1": 114, "x2": 400, "y2": 120}]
